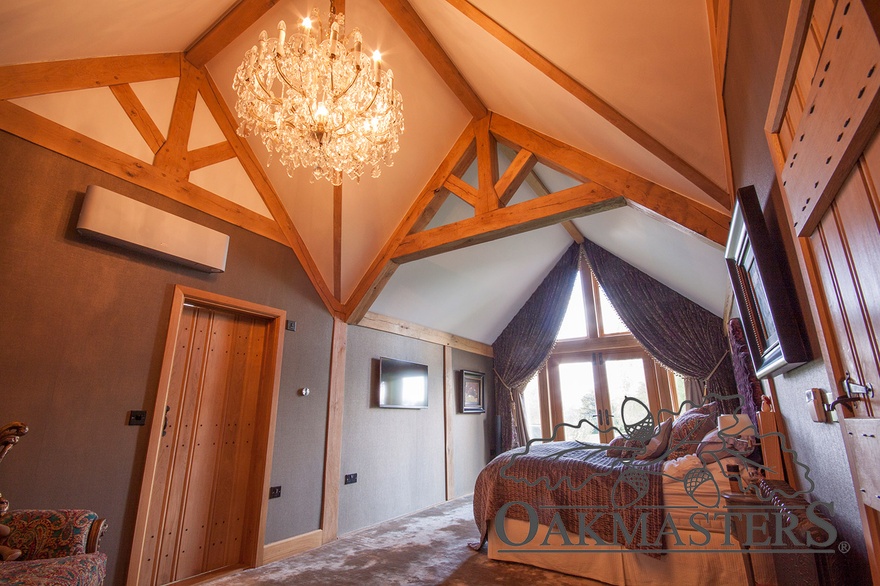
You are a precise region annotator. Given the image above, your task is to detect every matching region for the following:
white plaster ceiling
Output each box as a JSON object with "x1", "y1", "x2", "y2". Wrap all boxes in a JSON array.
[{"x1": 0, "y1": 0, "x2": 733, "y2": 344}]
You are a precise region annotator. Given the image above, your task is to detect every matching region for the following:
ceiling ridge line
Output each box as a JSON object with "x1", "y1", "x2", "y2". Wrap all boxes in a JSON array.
[{"x1": 444, "y1": 0, "x2": 731, "y2": 210}]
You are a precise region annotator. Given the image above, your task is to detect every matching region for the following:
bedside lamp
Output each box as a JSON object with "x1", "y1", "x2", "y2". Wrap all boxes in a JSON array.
[{"x1": 718, "y1": 414, "x2": 755, "y2": 437}]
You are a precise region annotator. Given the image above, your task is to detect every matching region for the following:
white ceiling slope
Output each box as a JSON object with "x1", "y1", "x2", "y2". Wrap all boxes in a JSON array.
[{"x1": 0, "y1": 0, "x2": 732, "y2": 345}]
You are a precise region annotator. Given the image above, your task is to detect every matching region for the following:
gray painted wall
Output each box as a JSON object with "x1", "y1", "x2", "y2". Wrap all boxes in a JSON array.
[
  {"x1": 0, "y1": 132, "x2": 332, "y2": 585},
  {"x1": 451, "y1": 348, "x2": 494, "y2": 497},
  {"x1": 338, "y1": 327, "x2": 446, "y2": 535},
  {"x1": 337, "y1": 328, "x2": 496, "y2": 534},
  {"x1": 724, "y1": 3, "x2": 868, "y2": 582}
]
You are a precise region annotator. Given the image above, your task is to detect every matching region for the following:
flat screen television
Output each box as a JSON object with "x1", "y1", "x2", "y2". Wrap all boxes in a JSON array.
[{"x1": 378, "y1": 357, "x2": 429, "y2": 409}]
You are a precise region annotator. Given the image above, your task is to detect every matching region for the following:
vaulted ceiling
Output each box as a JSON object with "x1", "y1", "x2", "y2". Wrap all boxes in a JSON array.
[{"x1": 0, "y1": 0, "x2": 734, "y2": 346}]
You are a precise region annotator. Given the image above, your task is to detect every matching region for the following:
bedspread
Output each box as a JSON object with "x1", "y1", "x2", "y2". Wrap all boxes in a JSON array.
[{"x1": 473, "y1": 441, "x2": 665, "y2": 554}]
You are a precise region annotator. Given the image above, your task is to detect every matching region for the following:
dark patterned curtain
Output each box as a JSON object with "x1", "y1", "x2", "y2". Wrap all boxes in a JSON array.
[
  {"x1": 492, "y1": 243, "x2": 580, "y2": 453},
  {"x1": 581, "y1": 238, "x2": 738, "y2": 412}
]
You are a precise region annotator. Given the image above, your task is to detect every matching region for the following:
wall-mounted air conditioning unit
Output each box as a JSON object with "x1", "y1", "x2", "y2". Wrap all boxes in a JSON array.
[{"x1": 76, "y1": 185, "x2": 230, "y2": 273}]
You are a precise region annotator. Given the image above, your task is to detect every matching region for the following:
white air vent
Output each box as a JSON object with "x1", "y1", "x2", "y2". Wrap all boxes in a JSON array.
[{"x1": 77, "y1": 185, "x2": 229, "y2": 273}]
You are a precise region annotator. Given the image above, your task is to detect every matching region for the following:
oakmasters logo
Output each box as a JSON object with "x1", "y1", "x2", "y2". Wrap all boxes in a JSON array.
[{"x1": 492, "y1": 394, "x2": 840, "y2": 555}]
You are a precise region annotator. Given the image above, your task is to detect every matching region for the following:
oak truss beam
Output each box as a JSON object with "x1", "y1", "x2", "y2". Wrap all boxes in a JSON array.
[
  {"x1": 490, "y1": 115, "x2": 730, "y2": 245},
  {"x1": 0, "y1": 51, "x2": 340, "y2": 317},
  {"x1": 0, "y1": 54, "x2": 181, "y2": 100},
  {"x1": 378, "y1": 0, "x2": 488, "y2": 118},
  {"x1": 343, "y1": 120, "x2": 479, "y2": 322},
  {"x1": 345, "y1": 110, "x2": 730, "y2": 322},
  {"x1": 200, "y1": 71, "x2": 342, "y2": 316},
  {"x1": 185, "y1": 0, "x2": 282, "y2": 68},
  {"x1": 0, "y1": 100, "x2": 285, "y2": 245},
  {"x1": 392, "y1": 183, "x2": 625, "y2": 263},
  {"x1": 445, "y1": 0, "x2": 730, "y2": 210}
]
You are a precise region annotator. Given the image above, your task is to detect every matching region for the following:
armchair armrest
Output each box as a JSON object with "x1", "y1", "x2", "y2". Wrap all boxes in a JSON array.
[{"x1": 0, "y1": 509, "x2": 106, "y2": 560}]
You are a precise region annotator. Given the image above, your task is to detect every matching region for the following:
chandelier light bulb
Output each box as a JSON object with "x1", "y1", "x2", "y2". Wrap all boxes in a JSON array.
[{"x1": 233, "y1": 8, "x2": 404, "y2": 185}]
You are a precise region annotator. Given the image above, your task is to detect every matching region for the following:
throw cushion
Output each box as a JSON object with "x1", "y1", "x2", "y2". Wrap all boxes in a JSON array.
[
  {"x1": 606, "y1": 436, "x2": 630, "y2": 458},
  {"x1": 667, "y1": 411, "x2": 716, "y2": 460},
  {"x1": 636, "y1": 418, "x2": 673, "y2": 461}
]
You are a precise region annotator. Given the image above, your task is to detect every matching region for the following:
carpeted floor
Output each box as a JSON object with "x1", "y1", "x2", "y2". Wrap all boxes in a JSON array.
[{"x1": 202, "y1": 494, "x2": 602, "y2": 585}]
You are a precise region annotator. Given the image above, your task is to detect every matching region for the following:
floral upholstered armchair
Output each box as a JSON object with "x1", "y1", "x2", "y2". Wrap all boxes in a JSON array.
[{"x1": 0, "y1": 423, "x2": 108, "y2": 585}]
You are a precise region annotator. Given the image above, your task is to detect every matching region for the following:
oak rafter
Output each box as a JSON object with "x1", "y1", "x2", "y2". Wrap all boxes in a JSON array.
[
  {"x1": 444, "y1": 0, "x2": 730, "y2": 210},
  {"x1": 378, "y1": 0, "x2": 488, "y2": 118},
  {"x1": 343, "y1": 121, "x2": 479, "y2": 322},
  {"x1": 0, "y1": 54, "x2": 181, "y2": 100}
]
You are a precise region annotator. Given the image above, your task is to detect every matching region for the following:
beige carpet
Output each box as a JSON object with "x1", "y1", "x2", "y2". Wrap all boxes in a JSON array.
[{"x1": 202, "y1": 494, "x2": 601, "y2": 585}]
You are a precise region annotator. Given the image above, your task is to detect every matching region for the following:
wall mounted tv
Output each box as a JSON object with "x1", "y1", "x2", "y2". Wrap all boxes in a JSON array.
[{"x1": 378, "y1": 357, "x2": 429, "y2": 409}]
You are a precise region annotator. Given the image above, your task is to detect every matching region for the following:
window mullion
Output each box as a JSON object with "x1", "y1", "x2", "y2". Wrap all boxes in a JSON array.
[{"x1": 579, "y1": 257, "x2": 599, "y2": 338}]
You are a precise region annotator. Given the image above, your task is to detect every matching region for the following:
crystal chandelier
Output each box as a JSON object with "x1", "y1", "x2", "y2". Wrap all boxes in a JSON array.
[{"x1": 233, "y1": 8, "x2": 404, "y2": 185}]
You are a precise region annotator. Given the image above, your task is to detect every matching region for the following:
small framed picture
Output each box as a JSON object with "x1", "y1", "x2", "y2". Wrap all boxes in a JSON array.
[{"x1": 461, "y1": 370, "x2": 485, "y2": 413}]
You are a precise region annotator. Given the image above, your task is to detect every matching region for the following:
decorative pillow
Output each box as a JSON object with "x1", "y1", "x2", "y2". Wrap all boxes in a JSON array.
[
  {"x1": 606, "y1": 436, "x2": 630, "y2": 458},
  {"x1": 696, "y1": 427, "x2": 756, "y2": 464},
  {"x1": 636, "y1": 418, "x2": 673, "y2": 461},
  {"x1": 667, "y1": 411, "x2": 716, "y2": 460},
  {"x1": 690, "y1": 400, "x2": 720, "y2": 418}
]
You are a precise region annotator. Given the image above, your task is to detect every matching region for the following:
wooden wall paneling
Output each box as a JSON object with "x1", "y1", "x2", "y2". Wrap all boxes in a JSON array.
[
  {"x1": 811, "y1": 215, "x2": 864, "y2": 382},
  {"x1": 810, "y1": 0, "x2": 838, "y2": 46},
  {"x1": 0, "y1": 54, "x2": 181, "y2": 100},
  {"x1": 782, "y1": 0, "x2": 880, "y2": 235},
  {"x1": 794, "y1": 27, "x2": 822, "y2": 113},
  {"x1": 443, "y1": 346, "x2": 455, "y2": 500},
  {"x1": 321, "y1": 318, "x2": 347, "y2": 543},
  {"x1": 109, "y1": 84, "x2": 166, "y2": 154},
  {"x1": 0, "y1": 101, "x2": 287, "y2": 245}
]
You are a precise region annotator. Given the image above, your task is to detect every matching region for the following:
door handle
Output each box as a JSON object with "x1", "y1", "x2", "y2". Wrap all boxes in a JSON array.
[
  {"x1": 604, "y1": 409, "x2": 610, "y2": 429},
  {"x1": 162, "y1": 406, "x2": 171, "y2": 437}
]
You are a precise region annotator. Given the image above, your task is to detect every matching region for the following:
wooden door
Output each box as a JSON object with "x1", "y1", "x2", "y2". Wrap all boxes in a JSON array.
[
  {"x1": 128, "y1": 287, "x2": 284, "y2": 586},
  {"x1": 766, "y1": 1, "x2": 880, "y2": 580},
  {"x1": 808, "y1": 130, "x2": 880, "y2": 579}
]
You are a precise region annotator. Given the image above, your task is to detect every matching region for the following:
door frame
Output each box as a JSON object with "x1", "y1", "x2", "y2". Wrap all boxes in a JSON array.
[{"x1": 127, "y1": 285, "x2": 286, "y2": 585}]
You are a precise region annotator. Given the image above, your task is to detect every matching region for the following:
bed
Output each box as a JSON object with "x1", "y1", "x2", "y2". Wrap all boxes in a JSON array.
[{"x1": 473, "y1": 396, "x2": 776, "y2": 585}]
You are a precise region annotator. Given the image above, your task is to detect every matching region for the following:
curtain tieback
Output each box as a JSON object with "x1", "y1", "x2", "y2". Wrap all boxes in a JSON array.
[{"x1": 703, "y1": 349, "x2": 731, "y2": 390}]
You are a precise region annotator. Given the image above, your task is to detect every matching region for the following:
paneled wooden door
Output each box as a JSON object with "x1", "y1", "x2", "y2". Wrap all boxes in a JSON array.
[
  {"x1": 808, "y1": 131, "x2": 880, "y2": 581},
  {"x1": 128, "y1": 287, "x2": 285, "y2": 586}
]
